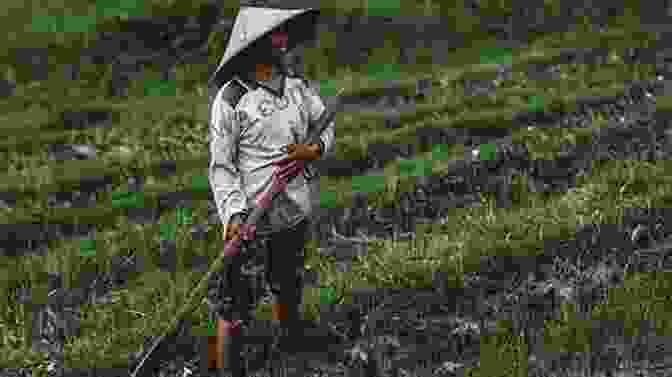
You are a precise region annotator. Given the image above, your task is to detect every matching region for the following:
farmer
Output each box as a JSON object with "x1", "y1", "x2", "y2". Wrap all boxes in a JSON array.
[{"x1": 207, "y1": 3, "x2": 334, "y2": 376}]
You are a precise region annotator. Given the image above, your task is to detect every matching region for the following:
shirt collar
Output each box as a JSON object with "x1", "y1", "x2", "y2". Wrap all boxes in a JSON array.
[{"x1": 255, "y1": 73, "x2": 286, "y2": 98}]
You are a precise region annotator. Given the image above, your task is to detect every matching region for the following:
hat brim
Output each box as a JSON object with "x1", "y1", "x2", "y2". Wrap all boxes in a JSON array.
[{"x1": 209, "y1": 9, "x2": 319, "y2": 88}]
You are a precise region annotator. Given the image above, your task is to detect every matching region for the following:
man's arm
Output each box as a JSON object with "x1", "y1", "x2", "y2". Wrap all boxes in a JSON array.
[
  {"x1": 301, "y1": 80, "x2": 335, "y2": 159},
  {"x1": 208, "y1": 91, "x2": 249, "y2": 231}
]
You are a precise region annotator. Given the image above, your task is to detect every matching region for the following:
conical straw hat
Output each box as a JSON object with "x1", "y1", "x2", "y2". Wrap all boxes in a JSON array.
[{"x1": 208, "y1": 5, "x2": 318, "y2": 86}]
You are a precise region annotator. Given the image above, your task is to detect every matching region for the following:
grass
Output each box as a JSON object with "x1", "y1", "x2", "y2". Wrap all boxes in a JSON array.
[
  {"x1": 0, "y1": 0, "x2": 236, "y2": 64},
  {"x1": 2, "y1": 106, "x2": 669, "y2": 370},
  {"x1": 5, "y1": 132, "x2": 671, "y2": 371},
  {"x1": 0, "y1": 17, "x2": 649, "y2": 119},
  {"x1": 0, "y1": 48, "x2": 656, "y2": 208},
  {"x1": 0, "y1": 78, "x2": 655, "y2": 229},
  {"x1": 1, "y1": 3, "x2": 670, "y2": 374},
  {"x1": 347, "y1": 159, "x2": 672, "y2": 289}
]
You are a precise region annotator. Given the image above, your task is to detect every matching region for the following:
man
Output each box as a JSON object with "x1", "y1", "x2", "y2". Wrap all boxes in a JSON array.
[{"x1": 207, "y1": 4, "x2": 334, "y2": 376}]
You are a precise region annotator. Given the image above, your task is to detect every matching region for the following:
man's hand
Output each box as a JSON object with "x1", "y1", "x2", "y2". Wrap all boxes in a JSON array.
[
  {"x1": 224, "y1": 212, "x2": 250, "y2": 242},
  {"x1": 224, "y1": 222, "x2": 242, "y2": 242},
  {"x1": 274, "y1": 143, "x2": 321, "y2": 165}
]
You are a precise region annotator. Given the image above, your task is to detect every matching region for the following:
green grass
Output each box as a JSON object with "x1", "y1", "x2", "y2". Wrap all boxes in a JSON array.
[
  {"x1": 0, "y1": 63, "x2": 657, "y2": 276},
  {"x1": 1, "y1": 5, "x2": 669, "y2": 373},
  {"x1": 0, "y1": 83, "x2": 653, "y2": 229},
  {"x1": 337, "y1": 76, "x2": 653, "y2": 164},
  {"x1": 0, "y1": 19, "x2": 651, "y2": 125},
  {"x1": 0, "y1": 51, "x2": 655, "y2": 208},
  {"x1": 4, "y1": 141, "x2": 671, "y2": 370},
  {"x1": 0, "y1": 102, "x2": 650, "y2": 287},
  {"x1": 0, "y1": 28, "x2": 652, "y2": 191},
  {"x1": 0, "y1": 0, "x2": 237, "y2": 65}
]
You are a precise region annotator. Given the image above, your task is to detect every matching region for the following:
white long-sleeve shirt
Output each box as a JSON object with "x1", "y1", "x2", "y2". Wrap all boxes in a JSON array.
[{"x1": 209, "y1": 74, "x2": 335, "y2": 236}]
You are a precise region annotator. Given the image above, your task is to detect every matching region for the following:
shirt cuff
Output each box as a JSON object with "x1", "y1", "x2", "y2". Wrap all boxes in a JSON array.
[
  {"x1": 222, "y1": 199, "x2": 247, "y2": 226},
  {"x1": 230, "y1": 209, "x2": 250, "y2": 225},
  {"x1": 317, "y1": 140, "x2": 325, "y2": 157}
]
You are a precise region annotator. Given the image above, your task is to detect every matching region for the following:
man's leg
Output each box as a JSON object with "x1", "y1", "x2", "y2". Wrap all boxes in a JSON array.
[
  {"x1": 216, "y1": 318, "x2": 243, "y2": 376},
  {"x1": 266, "y1": 219, "x2": 310, "y2": 342},
  {"x1": 211, "y1": 250, "x2": 253, "y2": 376}
]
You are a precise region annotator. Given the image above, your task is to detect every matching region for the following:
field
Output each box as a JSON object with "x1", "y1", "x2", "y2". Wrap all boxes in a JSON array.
[{"x1": 1, "y1": 1, "x2": 672, "y2": 377}]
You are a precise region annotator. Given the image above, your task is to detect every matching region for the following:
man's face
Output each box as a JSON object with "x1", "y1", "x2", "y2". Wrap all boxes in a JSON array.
[
  {"x1": 248, "y1": 29, "x2": 290, "y2": 80},
  {"x1": 270, "y1": 30, "x2": 289, "y2": 52},
  {"x1": 263, "y1": 30, "x2": 290, "y2": 68}
]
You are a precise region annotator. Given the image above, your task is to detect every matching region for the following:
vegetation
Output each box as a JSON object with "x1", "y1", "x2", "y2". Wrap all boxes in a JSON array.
[{"x1": 0, "y1": 0, "x2": 669, "y2": 375}]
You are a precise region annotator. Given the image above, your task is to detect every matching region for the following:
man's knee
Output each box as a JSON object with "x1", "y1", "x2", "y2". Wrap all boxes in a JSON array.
[
  {"x1": 210, "y1": 272, "x2": 257, "y2": 322},
  {"x1": 268, "y1": 280, "x2": 302, "y2": 300},
  {"x1": 267, "y1": 260, "x2": 304, "y2": 294}
]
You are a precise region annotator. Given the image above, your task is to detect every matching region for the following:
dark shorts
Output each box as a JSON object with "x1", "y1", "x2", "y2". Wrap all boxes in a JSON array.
[{"x1": 208, "y1": 218, "x2": 311, "y2": 321}]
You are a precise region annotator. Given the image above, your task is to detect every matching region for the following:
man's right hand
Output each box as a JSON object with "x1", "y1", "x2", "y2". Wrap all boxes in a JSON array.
[
  {"x1": 224, "y1": 212, "x2": 247, "y2": 241},
  {"x1": 225, "y1": 222, "x2": 242, "y2": 241}
]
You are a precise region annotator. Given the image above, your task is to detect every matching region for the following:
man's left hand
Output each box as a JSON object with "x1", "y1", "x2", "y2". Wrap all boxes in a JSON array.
[{"x1": 274, "y1": 143, "x2": 321, "y2": 165}]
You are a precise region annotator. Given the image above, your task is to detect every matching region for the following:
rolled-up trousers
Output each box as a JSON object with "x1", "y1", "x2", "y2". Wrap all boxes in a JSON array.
[{"x1": 209, "y1": 217, "x2": 310, "y2": 324}]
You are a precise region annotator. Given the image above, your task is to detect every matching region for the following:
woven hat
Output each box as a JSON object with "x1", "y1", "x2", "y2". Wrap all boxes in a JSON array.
[{"x1": 208, "y1": 2, "x2": 319, "y2": 87}]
